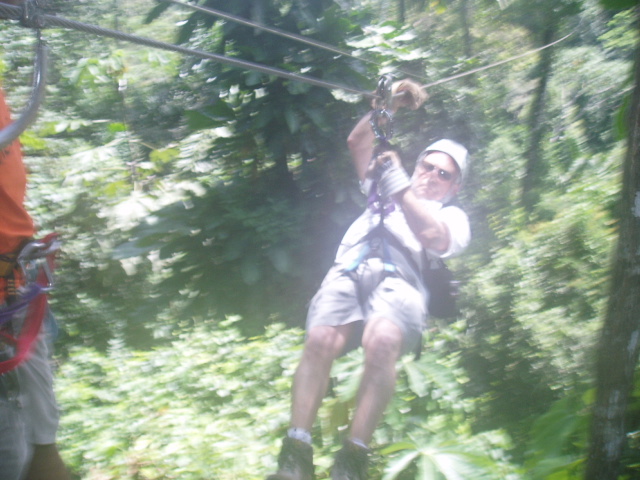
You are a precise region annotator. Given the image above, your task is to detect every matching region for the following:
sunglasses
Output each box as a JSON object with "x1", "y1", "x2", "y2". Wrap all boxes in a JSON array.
[{"x1": 419, "y1": 161, "x2": 455, "y2": 182}]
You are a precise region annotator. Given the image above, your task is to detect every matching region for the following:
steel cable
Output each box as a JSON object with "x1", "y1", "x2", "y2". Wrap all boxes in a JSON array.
[
  {"x1": 0, "y1": 2, "x2": 573, "y2": 100},
  {"x1": 162, "y1": 0, "x2": 427, "y2": 82},
  {"x1": 162, "y1": 0, "x2": 572, "y2": 92},
  {"x1": 0, "y1": 2, "x2": 378, "y2": 98}
]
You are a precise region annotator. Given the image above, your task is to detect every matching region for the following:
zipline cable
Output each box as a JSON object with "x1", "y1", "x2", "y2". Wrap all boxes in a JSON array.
[
  {"x1": 420, "y1": 32, "x2": 574, "y2": 90},
  {"x1": 0, "y1": 1, "x2": 573, "y2": 103},
  {"x1": 161, "y1": 0, "x2": 426, "y2": 82},
  {"x1": 163, "y1": 0, "x2": 359, "y2": 60},
  {"x1": 0, "y1": 1, "x2": 379, "y2": 99},
  {"x1": 161, "y1": 0, "x2": 572, "y2": 92}
]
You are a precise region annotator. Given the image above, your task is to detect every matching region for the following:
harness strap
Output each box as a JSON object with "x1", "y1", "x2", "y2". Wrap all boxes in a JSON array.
[
  {"x1": 0, "y1": 233, "x2": 58, "y2": 374},
  {"x1": 0, "y1": 285, "x2": 47, "y2": 374},
  {"x1": 343, "y1": 224, "x2": 398, "y2": 275}
]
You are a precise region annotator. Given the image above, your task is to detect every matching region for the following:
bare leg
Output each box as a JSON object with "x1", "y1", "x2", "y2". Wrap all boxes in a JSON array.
[
  {"x1": 349, "y1": 317, "x2": 403, "y2": 444},
  {"x1": 290, "y1": 324, "x2": 354, "y2": 431},
  {"x1": 24, "y1": 444, "x2": 72, "y2": 480}
]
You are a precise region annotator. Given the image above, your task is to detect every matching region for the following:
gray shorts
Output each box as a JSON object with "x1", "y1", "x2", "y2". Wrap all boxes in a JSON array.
[
  {"x1": 18, "y1": 331, "x2": 60, "y2": 445},
  {"x1": 0, "y1": 329, "x2": 60, "y2": 480},
  {"x1": 0, "y1": 375, "x2": 29, "y2": 480},
  {"x1": 306, "y1": 258, "x2": 426, "y2": 355}
]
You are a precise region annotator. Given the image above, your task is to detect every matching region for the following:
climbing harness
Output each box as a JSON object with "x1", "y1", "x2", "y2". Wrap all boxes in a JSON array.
[
  {"x1": 0, "y1": 233, "x2": 59, "y2": 374},
  {"x1": 344, "y1": 75, "x2": 398, "y2": 277}
]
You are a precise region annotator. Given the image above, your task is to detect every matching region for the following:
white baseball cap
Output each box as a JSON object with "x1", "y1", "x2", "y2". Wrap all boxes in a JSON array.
[{"x1": 420, "y1": 139, "x2": 469, "y2": 183}]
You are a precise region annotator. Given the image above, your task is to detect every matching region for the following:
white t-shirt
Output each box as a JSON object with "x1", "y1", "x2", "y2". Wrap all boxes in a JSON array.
[{"x1": 334, "y1": 195, "x2": 470, "y2": 287}]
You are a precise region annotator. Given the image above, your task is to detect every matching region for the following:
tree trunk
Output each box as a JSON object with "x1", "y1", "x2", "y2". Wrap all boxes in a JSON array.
[
  {"x1": 397, "y1": 0, "x2": 406, "y2": 23},
  {"x1": 585, "y1": 9, "x2": 640, "y2": 479},
  {"x1": 459, "y1": 0, "x2": 473, "y2": 59},
  {"x1": 521, "y1": 23, "x2": 557, "y2": 214}
]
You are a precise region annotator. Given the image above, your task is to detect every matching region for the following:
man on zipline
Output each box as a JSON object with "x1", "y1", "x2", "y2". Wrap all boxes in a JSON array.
[
  {"x1": 0, "y1": 30, "x2": 72, "y2": 478},
  {"x1": 267, "y1": 79, "x2": 471, "y2": 480}
]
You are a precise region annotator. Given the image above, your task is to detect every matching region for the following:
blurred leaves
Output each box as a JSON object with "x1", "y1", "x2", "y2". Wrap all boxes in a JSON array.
[{"x1": 56, "y1": 321, "x2": 304, "y2": 479}]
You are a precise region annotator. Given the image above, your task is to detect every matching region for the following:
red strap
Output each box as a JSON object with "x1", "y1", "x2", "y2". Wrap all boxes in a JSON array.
[
  {"x1": 0, "y1": 290, "x2": 47, "y2": 374},
  {"x1": 0, "y1": 233, "x2": 58, "y2": 374}
]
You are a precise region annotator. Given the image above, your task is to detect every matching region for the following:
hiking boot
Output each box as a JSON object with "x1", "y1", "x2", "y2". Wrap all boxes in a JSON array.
[
  {"x1": 330, "y1": 440, "x2": 370, "y2": 480},
  {"x1": 266, "y1": 437, "x2": 315, "y2": 480}
]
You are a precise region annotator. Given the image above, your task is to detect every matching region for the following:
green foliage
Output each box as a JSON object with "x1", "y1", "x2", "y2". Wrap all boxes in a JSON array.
[
  {"x1": 523, "y1": 390, "x2": 591, "y2": 479},
  {"x1": 113, "y1": 171, "x2": 312, "y2": 325},
  {"x1": 372, "y1": 343, "x2": 521, "y2": 479},
  {"x1": 56, "y1": 320, "x2": 520, "y2": 479},
  {"x1": 57, "y1": 320, "x2": 303, "y2": 479}
]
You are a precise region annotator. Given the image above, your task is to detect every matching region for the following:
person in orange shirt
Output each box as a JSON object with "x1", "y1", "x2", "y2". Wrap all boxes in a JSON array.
[
  {"x1": 0, "y1": 91, "x2": 35, "y2": 257},
  {"x1": 1, "y1": 82, "x2": 71, "y2": 479}
]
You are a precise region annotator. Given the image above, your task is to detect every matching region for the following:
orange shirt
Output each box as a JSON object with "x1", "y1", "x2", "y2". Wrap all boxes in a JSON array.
[{"x1": 0, "y1": 88, "x2": 35, "y2": 255}]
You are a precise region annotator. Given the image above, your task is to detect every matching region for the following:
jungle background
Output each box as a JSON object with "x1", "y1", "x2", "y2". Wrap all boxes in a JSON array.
[{"x1": 1, "y1": 0, "x2": 639, "y2": 478}]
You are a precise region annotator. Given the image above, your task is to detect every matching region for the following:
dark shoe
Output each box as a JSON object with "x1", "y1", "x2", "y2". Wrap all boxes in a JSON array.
[
  {"x1": 266, "y1": 437, "x2": 314, "y2": 480},
  {"x1": 331, "y1": 440, "x2": 370, "y2": 480}
]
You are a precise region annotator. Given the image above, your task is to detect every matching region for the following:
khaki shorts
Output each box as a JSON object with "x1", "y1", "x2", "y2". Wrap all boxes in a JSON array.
[{"x1": 306, "y1": 258, "x2": 426, "y2": 355}]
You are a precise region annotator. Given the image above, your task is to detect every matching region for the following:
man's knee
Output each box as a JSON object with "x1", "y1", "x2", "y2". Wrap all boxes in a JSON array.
[
  {"x1": 362, "y1": 318, "x2": 403, "y2": 364},
  {"x1": 304, "y1": 325, "x2": 350, "y2": 361}
]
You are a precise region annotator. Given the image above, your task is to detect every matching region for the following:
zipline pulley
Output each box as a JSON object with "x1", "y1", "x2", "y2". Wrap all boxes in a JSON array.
[{"x1": 19, "y1": 0, "x2": 48, "y2": 29}]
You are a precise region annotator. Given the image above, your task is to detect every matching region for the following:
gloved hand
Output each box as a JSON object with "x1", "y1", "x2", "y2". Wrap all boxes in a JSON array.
[
  {"x1": 368, "y1": 151, "x2": 411, "y2": 198},
  {"x1": 391, "y1": 79, "x2": 428, "y2": 112}
]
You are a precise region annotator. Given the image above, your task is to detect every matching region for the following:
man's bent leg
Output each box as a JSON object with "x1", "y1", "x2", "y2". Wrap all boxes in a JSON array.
[
  {"x1": 349, "y1": 317, "x2": 403, "y2": 444},
  {"x1": 331, "y1": 318, "x2": 402, "y2": 480},
  {"x1": 268, "y1": 324, "x2": 354, "y2": 480},
  {"x1": 290, "y1": 324, "x2": 353, "y2": 431}
]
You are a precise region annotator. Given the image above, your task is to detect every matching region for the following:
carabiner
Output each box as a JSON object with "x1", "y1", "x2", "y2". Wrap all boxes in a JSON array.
[
  {"x1": 17, "y1": 235, "x2": 60, "y2": 292},
  {"x1": 369, "y1": 74, "x2": 395, "y2": 143},
  {"x1": 0, "y1": 29, "x2": 48, "y2": 150},
  {"x1": 372, "y1": 74, "x2": 394, "y2": 111},
  {"x1": 369, "y1": 108, "x2": 393, "y2": 142}
]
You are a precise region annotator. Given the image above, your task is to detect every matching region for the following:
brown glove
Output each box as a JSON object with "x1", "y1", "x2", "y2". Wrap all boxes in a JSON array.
[{"x1": 391, "y1": 79, "x2": 428, "y2": 111}]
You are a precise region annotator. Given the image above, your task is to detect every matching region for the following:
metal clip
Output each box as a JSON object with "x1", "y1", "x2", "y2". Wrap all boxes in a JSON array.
[
  {"x1": 370, "y1": 109, "x2": 393, "y2": 142},
  {"x1": 373, "y1": 74, "x2": 394, "y2": 111},
  {"x1": 20, "y1": 0, "x2": 48, "y2": 30},
  {"x1": 17, "y1": 237, "x2": 60, "y2": 292},
  {"x1": 369, "y1": 74, "x2": 395, "y2": 143}
]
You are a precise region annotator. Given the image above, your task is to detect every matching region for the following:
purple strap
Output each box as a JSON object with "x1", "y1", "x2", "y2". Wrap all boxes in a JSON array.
[
  {"x1": 0, "y1": 284, "x2": 43, "y2": 326},
  {"x1": 367, "y1": 181, "x2": 395, "y2": 215}
]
